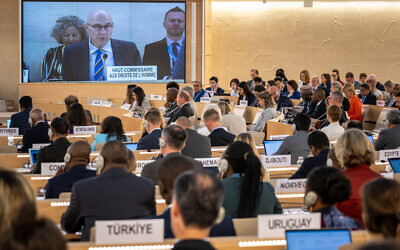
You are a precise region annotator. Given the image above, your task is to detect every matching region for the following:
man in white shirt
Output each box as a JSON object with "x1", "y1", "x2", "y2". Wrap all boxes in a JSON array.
[{"x1": 321, "y1": 105, "x2": 344, "y2": 140}]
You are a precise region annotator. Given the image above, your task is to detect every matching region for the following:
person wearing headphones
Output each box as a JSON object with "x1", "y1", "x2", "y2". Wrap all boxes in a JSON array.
[
  {"x1": 61, "y1": 141, "x2": 156, "y2": 241},
  {"x1": 220, "y1": 141, "x2": 282, "y2": 218},
  {"x1": 137, "y1": 109, "x2": 163, "y2": 150},
  {"x1": 33, "y1": 118, "x2": 71, "y2": 174},
  {"x1": 141, "y1": 125, "x2": 203, "y2": 183},
  {"x1": 171, "y1": 170, "x2": 224, "y2": 250},
  {"x1": 44, "y1": 141, "x2": 95, "y2": 199},
  {"x1": 305, "y1": 167, "x2": 360, "y2": 229},
  {"x1": 20, "y1": 108, "x2": 50, "y2": 153}
]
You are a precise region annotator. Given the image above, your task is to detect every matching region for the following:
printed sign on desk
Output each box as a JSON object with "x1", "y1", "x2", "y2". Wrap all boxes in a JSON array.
[
  {"x1": 258, "y1": 213, "x2": 321, "y2": 239},
  {"x1": 239, "y1": 100, "x2": 248, "y2": 106},
  {"x1": 95, "y1": 219, "x2": 164, "y2": 245},
  {"x1": 261, "y1": 155, "x2": 291, "y2": 167},
  {"x1": 274, "y1": 179, "x2": 306, "y2": 193},
  {"x1": 195, "y1": 158, "x2": 220, "y2": 167},
  {"x1": 150, "y1": 95, "x2": 163, "y2": 100},
  {"x1": 135, "y1": 160, "x2": 155, "y2": 175},
  {"x1": 73, "y1": 126, "x2": 96, "y2": 135},
  {"x1": 0, "y1": 128, "x2": 19, "y2": 137},
  {"x1": 41, "y1": 162, "x2": 65, "y2": 176},
  {"x1": 379, "y1": 149, "x2": 400, "y2": 161},
  {"x1": 269, "y1": 135, "x2": 289, "y2": 140},
  {"x1": 377, "y1": 100, "x2": 385, "y2": 106},
  {"x1": 200, "y1": 97, "x2": 211, "y2": 103},
  {"x1": 107, "y1": 66, "x2": 157, "y2": 81}
]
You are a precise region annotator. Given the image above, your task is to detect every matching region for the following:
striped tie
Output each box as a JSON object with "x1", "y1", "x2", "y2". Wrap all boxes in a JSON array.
[{"x1": 94, "y1": 49, "x2": 104, "y2": 81}]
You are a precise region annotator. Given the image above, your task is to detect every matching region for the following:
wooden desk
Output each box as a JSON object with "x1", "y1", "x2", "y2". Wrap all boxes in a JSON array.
[
  {"x1": 25, "y1": 174, "x2": 51, "y2": 195},
  {"x1": 0, "y1": 153, "x2": 30, "y2": 168}
]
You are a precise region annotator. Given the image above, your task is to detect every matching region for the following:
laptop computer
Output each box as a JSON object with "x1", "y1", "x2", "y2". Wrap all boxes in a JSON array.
[
  {"x1": 263, "y1": 140, "x2": 283, "y2": 156},
  {"x1": 124, "y1": 142, "x2": 138, "y2": 151},
  {"x1": 286, "y1": 229, "x2": 352, "y2": 250},
  {"x1": 28, "y1": 149, "x2": 39, "y2": 165},
  {"x1": 367, "y1": 135, "x2": 374, "y2": 144},
  {"x1": 389, "y1": 158, "x2": 400, "y2": 174},
  {"x1": 7, "y1": 119, "x2": 11, "y2": 128}
]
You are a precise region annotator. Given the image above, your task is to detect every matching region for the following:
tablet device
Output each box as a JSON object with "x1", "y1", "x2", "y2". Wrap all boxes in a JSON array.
[
  {"x1": 124, "y1": 142, "x2": 138, "y2": 151},
  {"x1": 28, "y1": 149, "x2": 39, "y2": 165},
  {"x1": 263, "y1": 140, "x2": 283, "y2": 156},
  {"x1": 389, "y1": 158, "x2": 400, "y2": 174},
  {"x1": 286, "y1": 229, "x2": 352, "y2": 250}
]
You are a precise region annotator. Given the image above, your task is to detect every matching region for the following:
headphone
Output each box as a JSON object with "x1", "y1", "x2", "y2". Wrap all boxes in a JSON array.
[
  {"x1": 159, "y1": 138, "x2": 166, "y2": 148},
  {"x1": 214, "y1": 207, "x2": 226, "y2": 225},
  {"x1": 64, "y1": 153, "x2": 71, "y2": 164},
  {"x1": 218, "y1": 158, "x2": 229, "y2": 175},
  {"x1": 95, "y1": 155, "x2": 105, "y2": 173},
  {"x1": 28, "y1": 117, "x2": 33, "y2": 127},
  {"x1": 304, "y1": 191, "x2": 318, "y2": 207},
  {"x1": 48, "y1": 128, "x2": 53, "y2": 140},
  {"x1": 291, "y1": 123, "x2": 297, "y2": 133}
]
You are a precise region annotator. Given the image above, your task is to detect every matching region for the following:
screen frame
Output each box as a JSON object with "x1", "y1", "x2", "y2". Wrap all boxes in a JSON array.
[
  {"x1": 263, "y1": 139, "x2": 283, "y2": 156},
  {"x1": 285, "y1": 228, "x2": 352, "y2": 250},
  {"x1": 389, "y1": 157, "x2": 400, "y2": 174},
  {"x1": 20, "y1": 0, "x2": 187, "y2": 83},
  {"x1": 124, "y1": 142, "x2": 138, "y2": 151}
]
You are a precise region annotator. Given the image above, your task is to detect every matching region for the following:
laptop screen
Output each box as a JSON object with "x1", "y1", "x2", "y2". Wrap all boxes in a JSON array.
[
  {"x1": 389, "y1": 158, "x2": 400, "y2": 174},
  {"x1": 125, "y1": 143, "x2": 138, "y2": 151},
  {"x1": 367, "y1": 135, "x2": 374, "y2": 144},
  {"x1": 286, "y1": 229, "x2": 352, "y2": 250},
  {"x1": 263, "y1": 140, "x2": 283, "y2": 156},
  {"x1": 7, "y1": 119, "x2": 11, "y2": 128},
  {"x1": 29, "y1": 149, "x2": 39, "y2": 165}
]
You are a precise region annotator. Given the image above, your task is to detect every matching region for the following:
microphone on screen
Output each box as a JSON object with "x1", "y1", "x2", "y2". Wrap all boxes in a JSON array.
[{"x1": 103, "y1": 54, "x2": 108, "y2": 61}]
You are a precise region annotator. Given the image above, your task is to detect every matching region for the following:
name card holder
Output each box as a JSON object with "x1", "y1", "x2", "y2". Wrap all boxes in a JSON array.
[
  {"x1": 262, "y1": 155, "x2": 291, "y2": 168},
  {"x1": 379, "y1": 149, "x2": 400, "y2": 161},
  {"x1": 32, "y1": 143, "x2": 50, "y2": 150},
  {"x1": 195, "y1": 158, "x2": 220, "y2": 167},
  {"x1": 95, "y1": 219, "x2": 164, "y2": 245},
  {"x1": 200, "y1": 97, "x2": 211, "y2": 103},
  {"x1": 135, "y1": 160, "x2": 155, "y2": 175},
  {"x1": 73, "y1": 126, "x2": 96, "y2": 135},
  {"x1": 121, "y1": 104, "x2": 131, "y2": 110},
  {"x1": 0, "y1": 128, "x2": 19, "y2": 137},
  {"x1": 91, "y1": 100, "x2": 112, "y2": 107},
  {"x1": 150, "y1": 95, "x2": 163, "y2": 100},
  {"x1": 269, "y1": 135, "x2": 289, "y2": 140},
  {"x1": 274, "y1": 179, "x2": 306, "y2": 193},
  {"x1": 41, "y1": 162, "x2": 65, "y2": 176},
  {"x1": 258, "y1": 213, "x2": 321, "y2": 239},
  {"x1": 377, "y1": 100, "x2": 385, "y2": 107},
  {"x1": 239, "y1": 100, "x2": 248, "y2": 106}
]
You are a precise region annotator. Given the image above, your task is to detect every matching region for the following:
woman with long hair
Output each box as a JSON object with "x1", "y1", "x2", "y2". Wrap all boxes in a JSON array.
[
  {"x1": 91, "y1": 116, "x2": 128, "y2": 151},
  {"x1": 130, "y1": 86, "x2": 150, "y2": 118},
  {"x1": 237, "y1": 81, "x2": 256, "y2": 106},
  {"x1": 66, "y1": 103, "x2": 92, "y2": 133}
]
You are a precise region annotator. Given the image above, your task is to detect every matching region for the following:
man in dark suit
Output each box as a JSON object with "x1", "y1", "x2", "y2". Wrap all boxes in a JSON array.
[
  {"x1": 141, "y1": 125, "x2": 203, "y2": 183},
  {"x1": 309, "y1": 88, "x2": 327, "y2": 120},
  {"x1": 33, "y1": 118, "x2": 71, "y2": 174},
  {"x1": 137, "y1": 109, "x2": 162, "y2": 150},
  {"x1": 150, "y1": 155, "x2": 235, "y2": 238},
  {"x1": 290, "y1": 131, "x2": 330, "y2": 179},
  {"x1": 45, "y1": 141, "x2": 96, "y2": 199},
  {"x1": 170, "y1": 171, "x2": 223, "y2": 250},
  {"x1": 20, "y1": 109, "x2": 50, "y2": 153},
  {"x1": 246, "y1": 69, "x2": 265, "y2": 89},
  {"x1": 168, "y1": 89, "x2": 194, "y2": 124},
  {"x1": 300, "y1": 85, "x2": 313, "y2": 114},
  {"x1": 203, "y1": 109, "x2": 235, "y2": 147},
  {"x1": 60, "y1": 95, "x2": 93, "y2": 123},
  {"x1": 61, "y1": 141, "x2": 155, "y2": 241},
  {"x1": 269, "y1": 86, "x2": 293, "y2": 111},
  {"x1": 143, "y1": 7, "x2": 185, "y2": 80},
  {"x1": 10, "y1": 96, "x2": 32, "y2": 135},
  {"x1": 62, "y1": 10, "x2": 142, "y2": 81},
  {"x1": 375, "y1": 110, "x2": 400, "y2": 150},
  {"x1": 175, "y1": 117, "x2": 211, "y2": 158},
  {"x1": 358, "y1": 83, "x2": 377, "y2": 105}
]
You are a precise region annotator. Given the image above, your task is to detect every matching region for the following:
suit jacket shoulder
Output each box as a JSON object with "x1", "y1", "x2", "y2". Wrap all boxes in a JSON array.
[{"x1": 143, "y1": 38, "x2": 170, "y2": 79}]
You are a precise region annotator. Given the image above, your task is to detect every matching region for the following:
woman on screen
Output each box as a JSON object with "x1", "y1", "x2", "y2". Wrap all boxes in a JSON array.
[
  {"x1": 41, "y1": 16, "x2": 87, "y2": 81},
  {"x1": 91, "y1": 116, "x2": 128, "y2": 151}
]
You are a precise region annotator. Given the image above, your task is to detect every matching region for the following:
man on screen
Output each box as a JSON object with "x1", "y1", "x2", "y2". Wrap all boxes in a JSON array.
[
  {"x1": 62, "y1": 10, "x2": 142, "y2": 81},
  {"x1": 143, "y1": 7, "x2": 185, "y2": 80}
]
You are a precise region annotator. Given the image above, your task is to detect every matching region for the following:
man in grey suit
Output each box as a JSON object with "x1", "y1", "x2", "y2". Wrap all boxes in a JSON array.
[
  {"x1": 274, "y1": 113, "x2": 311, "y2": 164},
  {"x1": 141, "y1": 125, "x2": 203, "y2": 184},
  {"x1": 375, "y1": 110, "x2": 400, "y2": 150},
  {"x1": 61, "y1": 141, "x2": 155, "y2": 241},
  {"x1": 175, "y1": 117, "x2": 211, "y2": 158}
]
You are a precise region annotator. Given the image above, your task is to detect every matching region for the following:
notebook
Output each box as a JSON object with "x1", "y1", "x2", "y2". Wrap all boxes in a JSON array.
[
  {"x1": 124, "y1": 142, "x2": 138, "y2": 151},
  {"x1": 286, "y1": 229, "x2": 352, "y2": 250},
  {"x1": 263, "y1": 140, "x2": 283, "y2": 156},
  {"x1": 389, "y1": 158, "x2": 400, "y2": 174}
]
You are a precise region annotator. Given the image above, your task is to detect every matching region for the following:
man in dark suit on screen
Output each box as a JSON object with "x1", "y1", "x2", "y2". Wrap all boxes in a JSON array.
[
  {"x1": 62, "y1": 10, "x2": 142, "y2": 81},
  {"x1": 143, "y1": 7, "x2": 185, "y2": 80}
]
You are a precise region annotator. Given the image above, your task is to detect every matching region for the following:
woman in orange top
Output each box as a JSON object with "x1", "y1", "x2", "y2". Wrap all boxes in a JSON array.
[{"x1": 343, "y1": 83, "x2": 362, "y2": 121}]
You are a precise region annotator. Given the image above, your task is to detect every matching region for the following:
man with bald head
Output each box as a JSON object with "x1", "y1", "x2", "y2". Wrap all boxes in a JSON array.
[
  {"x1": 20, "y1": 108, "x2": 50, "y2": 153},
  {"x1": 61, "y1": 140, "x2": 155, "y2": 241},
  {"x1": 62, "y1": 9, "x2": 142, "y2": 81},
  {"x1": 45, "y1": 141, "x2": 95, "y2": 199}
]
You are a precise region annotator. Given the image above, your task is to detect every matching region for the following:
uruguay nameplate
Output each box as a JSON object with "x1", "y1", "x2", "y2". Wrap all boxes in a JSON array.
[
  {"x1": 150, "y1": 95, "x2": 163, "y2": 100},
  {"x1": 269, "y1": 135, "x2": 289, "y2": 140},
  {"x1": 258, "y1": 213, "x2": 321, "y2": 239},
  {"x1": 195, "y1": 158, "x2": 220, "y2": 168},
  {"x1": 95, "y1": 219, "x2": 164, "y2": 245},
  {"x1": 41, "y1": 162, "x2": 65, "y2": 176},
  {"x1": 274, "y1": 178, "x2": 306, "y2": 193},
  {"x1": 0, "y1": 128, "x2": 18, "y2": 137},
  {"x1": 73, "y1": 126, "x2": 96, "y2": 135},
  {"x1": 136, "y1": 160, "x2": 155, "y2": 175},
  {"x1": 379, "y1": 149, "x2": 400, "y2": 161},
  {"x1": 262, "y1": 155, "x2": 291, "y2": 167},
  {"x1": 200, "y1": 97, "x2": 211, "y2": 103},
  {"x1": 107, "y1": 66, "x2": 157, "y2": 81},
  {"x1": 239, "y1": 100, "x2": 248, "y2": 106}
]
